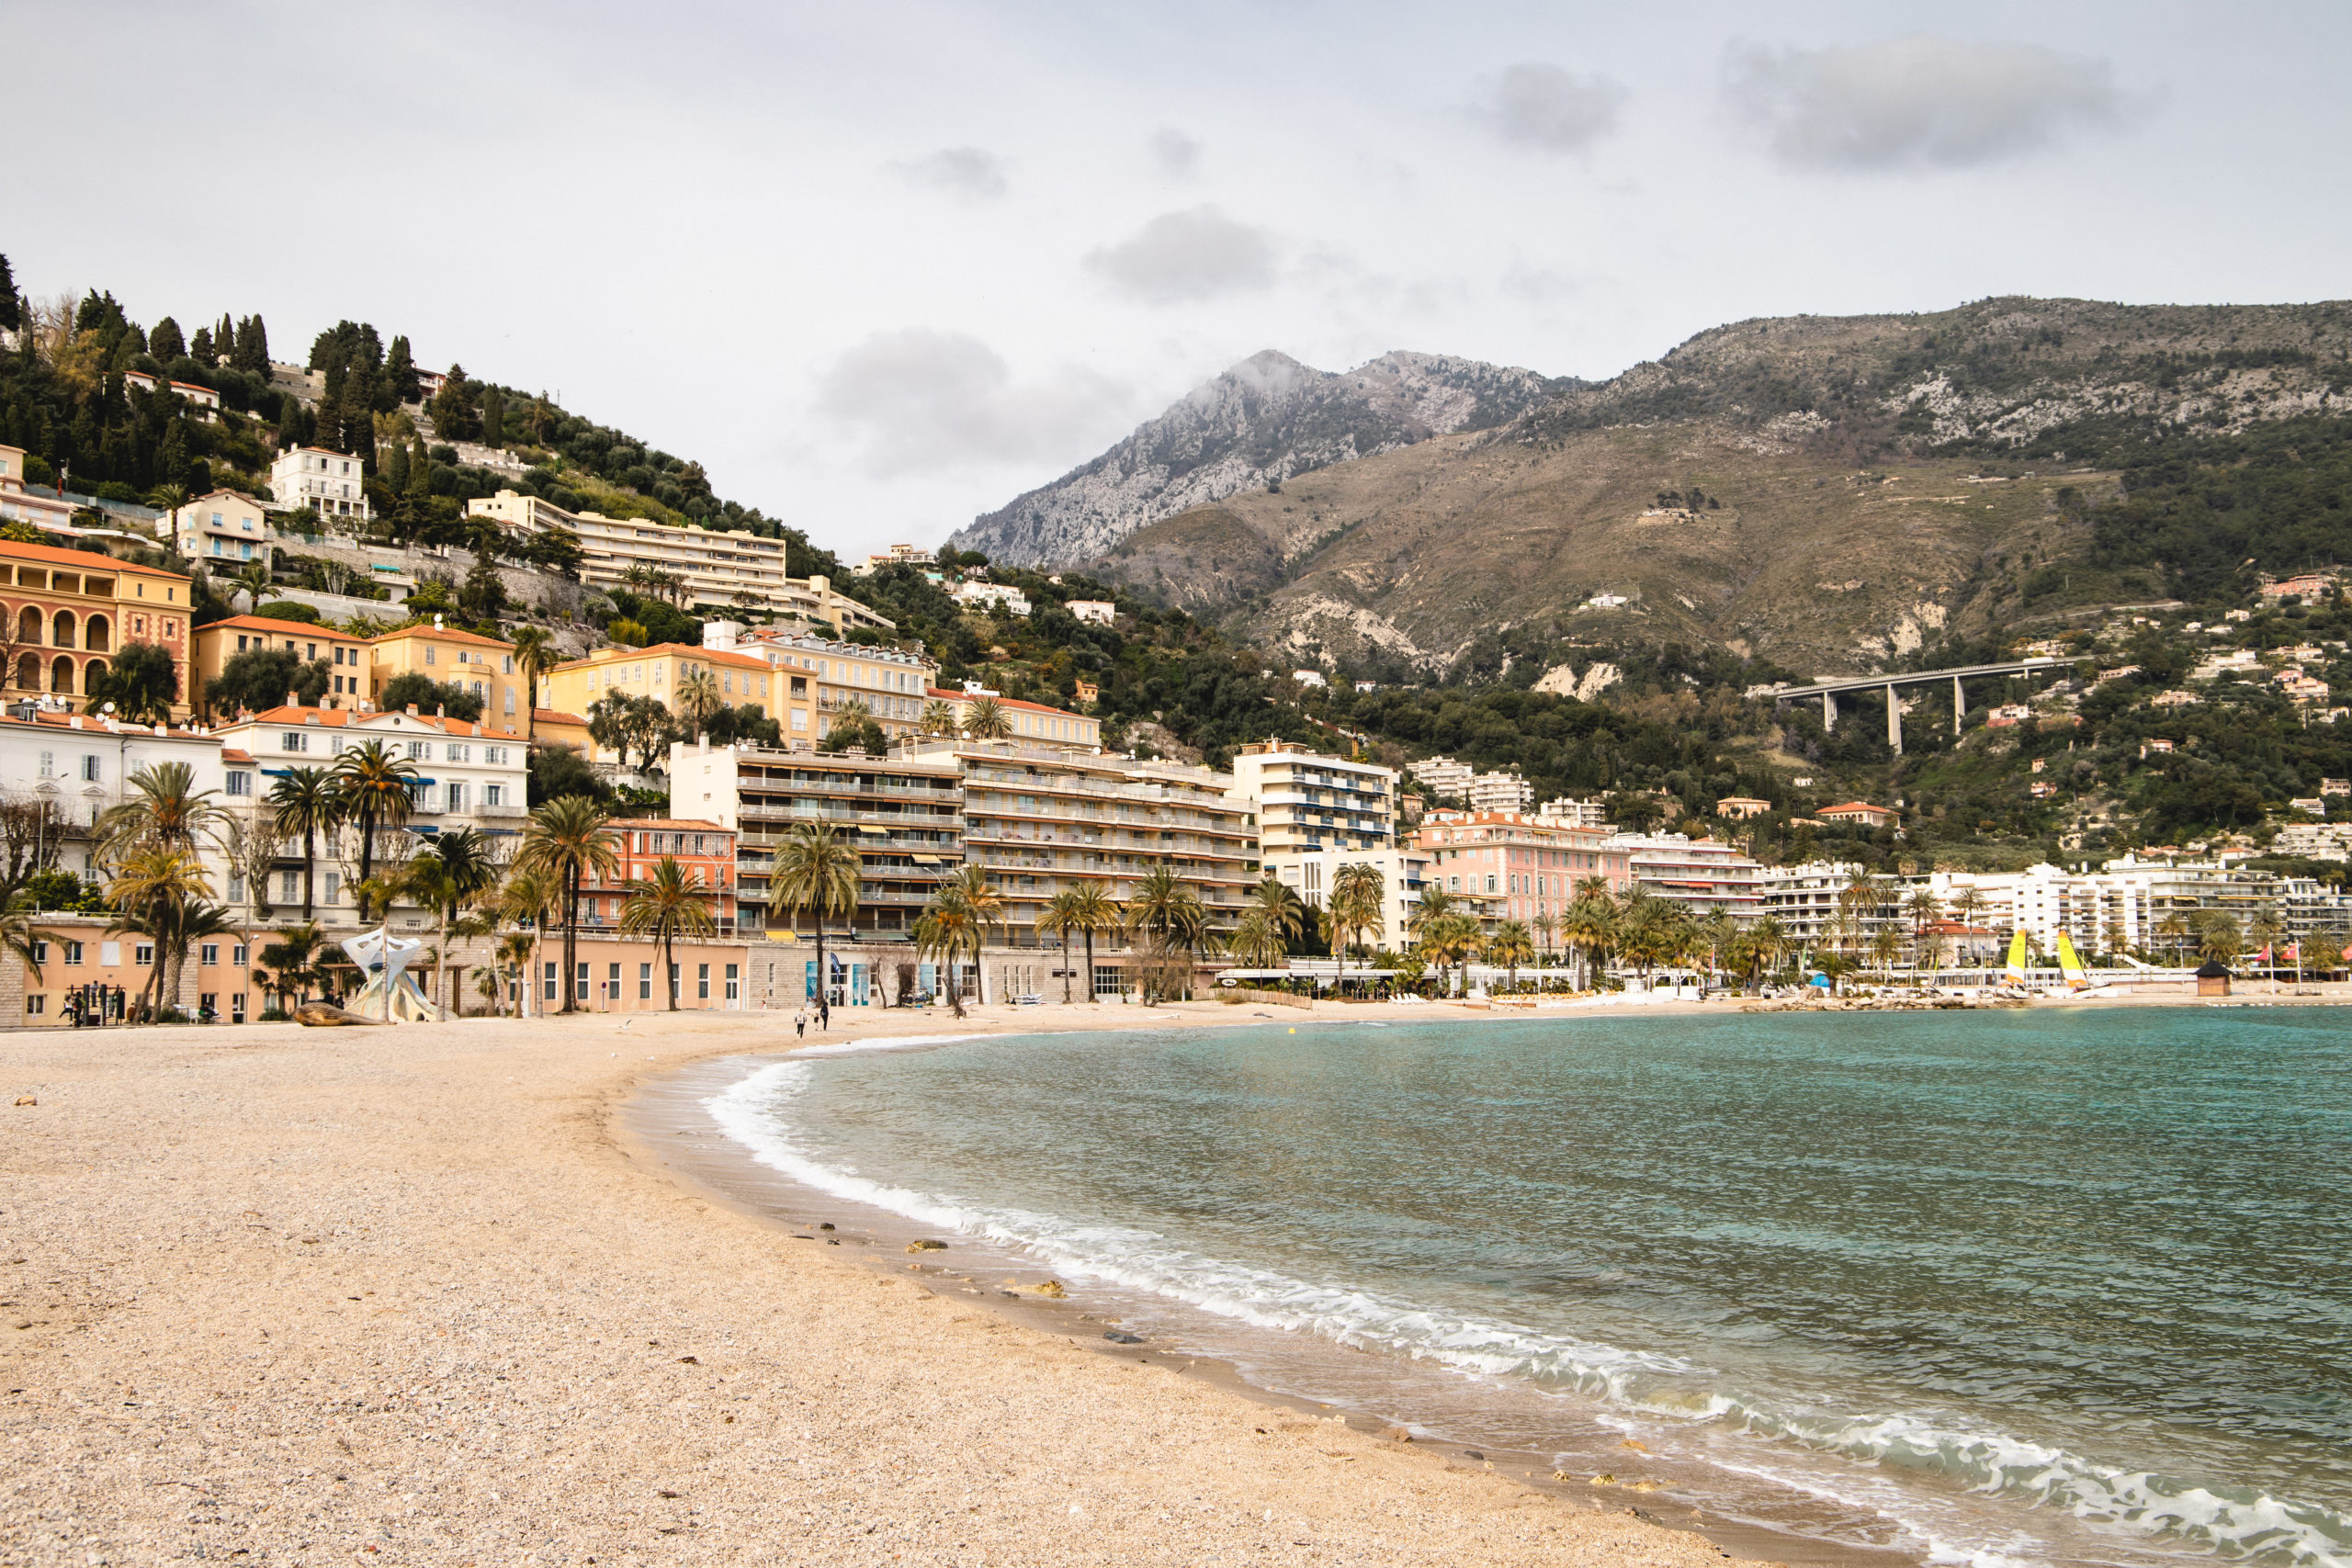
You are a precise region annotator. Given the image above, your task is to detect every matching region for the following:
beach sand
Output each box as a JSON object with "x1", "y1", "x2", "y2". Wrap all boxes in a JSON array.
[{"x1": 2, "y1": 998, "x2": 1750, "y2": 1567}]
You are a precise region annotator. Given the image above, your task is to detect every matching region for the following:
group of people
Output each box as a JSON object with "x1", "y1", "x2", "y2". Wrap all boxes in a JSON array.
[{"x1": 792, "y1": 1000, "x2": 831, "y2": 1039}]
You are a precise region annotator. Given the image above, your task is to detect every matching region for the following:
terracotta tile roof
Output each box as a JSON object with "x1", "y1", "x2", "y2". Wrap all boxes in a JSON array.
[
  {"x1": 608, "y1": 818, "x2": 729, "y2": 832},
  {"x1": 0, "y1": 709, "x2": 218, "y2": 741},
  {"x1": 533, "y1": 707, "x2": 587, "y2": 724},
  {"x1": 221, "y1": 748, "x2": 255, "y2": 763},
  {"x1": 232, "y1": 705, "x2": 514, "y2": 739},
  {"x1": 199, "y1": 615, "x2": 366, "y2": 638},
  {"x1": 556, "y1": 642, "x2": 770, "y2": 672},
  {"x1": 925, "y1": 686, "x2": 1089, "y2": 720},
  {"x1": 368, "y1": 624, "x2": 515, "y2": 651},
  {"x1": 0, "y1": 537, "x2": 187, "y2": 580}
]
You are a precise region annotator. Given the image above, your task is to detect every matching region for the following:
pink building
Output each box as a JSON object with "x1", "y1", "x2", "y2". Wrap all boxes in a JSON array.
[{"x1": 1408, "y1": 809, "x2": 1629, "y2": 926}]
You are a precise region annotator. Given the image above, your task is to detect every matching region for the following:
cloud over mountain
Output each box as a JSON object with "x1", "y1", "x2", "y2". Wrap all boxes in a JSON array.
[
  {"x1": 1724, "y1": 34, "x2": 2134, "y2": 170},
  {"x1": 1084, "y1": 207, "x2": 1276, "y2": 305}
]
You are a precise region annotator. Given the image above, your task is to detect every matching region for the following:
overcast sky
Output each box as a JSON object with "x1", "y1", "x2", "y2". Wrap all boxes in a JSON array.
[{"x1": 10, "y1": 1, "x2": 2349, "y2": 558}]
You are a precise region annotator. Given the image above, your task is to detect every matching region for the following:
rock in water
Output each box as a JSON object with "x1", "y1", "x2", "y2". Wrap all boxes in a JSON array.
[
  {"x1": 905, "y1": 1239, "x2": 949, "y2": 1253},
  {"x1": 1103, "y1": 1331, "x2": 1145, "y2": 1345},
  {"x1": 295, "y1": 1001, "x2": 384, "y2": 1027}
]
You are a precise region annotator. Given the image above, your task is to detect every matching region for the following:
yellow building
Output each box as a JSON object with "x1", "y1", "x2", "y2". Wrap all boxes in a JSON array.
[
  {"x1": 0, "y1": 537, "x2": 194, "y2": 715},
  {"x1": 191, "y1": 615, "x2": 374, "y2": 716},
  {"x1": 542, "y1": 642, "x2": 778, "y2": 761},
  {"x1": 729, "y1": 626, "x2": 937, "y2": 745},
  {"x1": 365, "y1": 620, "x2": 529, "y2": 728}
]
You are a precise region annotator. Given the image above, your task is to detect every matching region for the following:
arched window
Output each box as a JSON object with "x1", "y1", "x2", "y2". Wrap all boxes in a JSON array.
[
  {"x1": 50, "y1": 655, "x2": 74, "y2": 695},
  {"x1": 81, "y1": 658, "x2": 107, "y2": 701},
  {"x1": 15, "y1": 606, "x2": 38, "y2": 646},
  {"x1": 83, "y1": 615, "x2": 110, "y2": 653},
  {"x1": 51, "y1": 611, "x2": 74, "y2": 650},
  {"x1": 11, "y1": 652, "x2": 34, "y2": 691}
]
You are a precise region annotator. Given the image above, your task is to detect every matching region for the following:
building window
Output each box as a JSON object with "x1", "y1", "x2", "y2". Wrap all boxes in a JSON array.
[
  {"x1": 25, "y1": 994, "x2": 43, "y2": 1016},
  {"x1": 697, "y1": 963, "x2": 710, "y2": 1000},
  {"x1": 575, "y1": 962, "x2": 589, "y2": 1001},
  {"x1": 323, "y1": 872, "x2": 339, "y2": 904},
  {"x1": 36, "y1": 750, "x2": 51, "y2": 779},
  {"x1": 134, "y1": 943, "x2": 154, "y2": 966},
  {"x1": 226, "y1": 771, "x2": 252, "y2": 796},
  {"x1": 232, "y1": 994, "x2": 246, "y2": 1023},
  {"x1": 607, "y1": 962, "x2": 621, "y2": 1002},
  {"x1": 280, "y1": 871, "x2": 299, "y2": 902},
  {"x1": 282, "y1": 732, "x2": 308, "y2": 752},
  {"x1": 200, "y1": 943, "x2": 220, "y2": 967},
  {"x1": 543, "y1": 961, "x2": 558, "y2": 1001},
  {"x1": 725, "y1": 963, "x2": 740, "y2": 1002},
  {"x1": 485, "y1": 784, "x2": 504, "y2": 807},
  {"x1": 62, "y1": 941, "x2": 83, "y2": 966},
  {"x1": 232, "y1": 945, "x2": 247, "y2": 966},
  {"x1": 639, "y1": 963, "x2": 652, "y2": 1000},
  {"x1": 80, "y1": 755, "x2": 99, "y2": 782}
]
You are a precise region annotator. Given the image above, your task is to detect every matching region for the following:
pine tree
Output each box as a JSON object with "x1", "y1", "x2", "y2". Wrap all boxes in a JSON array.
[
  {"x1": 188, "y1": 325, "x2": 215, "y2": 367},
  {"x1": 277, "y1": 399, "x2": 311, "y2": 451},
  {"x1": 481, "y1": 386, "x2": 503, "y2": 446},
  {"x1": 150, "y1": 317, "x2": 185, "y2": 363},
  {"x1": 314, "y1": 361, "x2": 346, "y2": 454},
  {"x1": 0, "y1": 254, "x2": 21, "y2": 333},
  {"x1": 386, "y1": 441, "x2": 410, "y2": 491},
  {"x1": 385, "y1": 336, "x2": 419, "y2": 404}
]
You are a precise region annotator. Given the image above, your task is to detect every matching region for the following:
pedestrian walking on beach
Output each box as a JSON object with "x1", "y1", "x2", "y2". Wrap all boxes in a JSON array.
[
  {"x1": 794, "y1": 1009, "x2": 807, "y2": 1040},
  {"x1": 819, "y1": 999, "x2": 831, "y2": 1031}
]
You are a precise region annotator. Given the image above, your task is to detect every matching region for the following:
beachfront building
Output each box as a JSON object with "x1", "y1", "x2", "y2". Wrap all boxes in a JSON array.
[
  {"x1": 270, "y1": 446, "x2": 372, "y2": 523},
  {"x1": 923, "y1": 685, "x2": 1101, "y2": 750},
  {"x1": 899, "y1": 736, "x2": 1256, "y2": 991},
  {"x1": 191, "y1": 614, "x2": 373, "y2": 715},
  {"x1": 1228, "y1": 738, "x2": 1396, "y2": 853},
  {"x1": 0, "y1": 537, "x2": 194, "y2": 714},
  {"x1": 1755, "y1": 862, "x2": 1907, "y2": 953},
  {"x1": 1410, "y1": 810, "x2": 1629, "y2": 929},
  {"x1": 1261, "y1": 845, "x2": 1431, "y2": 957},
  {"x1": 1923, "y1": 855, "x2": 2352, "y2": 960},
  {"x1": 1606, "y1": 832, "x2": 1764, "y2": 921},
  {"x1": 571, "y1": 818, "x2": 740, "y2": 949},
  {"x1": 158, "y1": 490, "x2": 273, "y2": 570},
  {"x1": 668, "y1": 738, "x2": 965, "y2": 944},
  {"x1": 366, "y1": 620, "x2": 531, "y2": 728},
  {"x1": 466, "y1": 490, "x2": 892, "y2": 632}
]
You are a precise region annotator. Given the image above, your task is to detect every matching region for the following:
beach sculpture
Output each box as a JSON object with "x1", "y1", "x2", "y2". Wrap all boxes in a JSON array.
[{"x1": 332, "y1": 930, "x2": 447, "y2": 1024}]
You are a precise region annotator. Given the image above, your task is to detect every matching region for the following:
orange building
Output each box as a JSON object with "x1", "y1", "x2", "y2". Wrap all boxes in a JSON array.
[
  {"x1": 573, "y1": 818, "x2": 740, "y2": 938},
  {"x1": 190, "y1": 614, "x2": 374, "y2": 714},
  {"x1": 0, "y1": 538, "x2": 193, "y2": 714}
]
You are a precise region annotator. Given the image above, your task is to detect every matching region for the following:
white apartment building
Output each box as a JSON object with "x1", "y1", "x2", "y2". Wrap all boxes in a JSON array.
[
  {"x1": 468, "y1": 490, "x2": 892, "y2": 632},
  {"x1": 160, "y1": 489, "x2": 272, "y2": 569},
  {"x1": 950, "y1": 580, "x2": 1031, "y2": 617},
  {"x1": 270, "y1": 446, "x2": 371, "y2": 522},
  {"x1": 1923, "y1": 855, "x2": 2352, "y2": 957},
  {"x1": 1067, "y1": 600, "x2": 1116, "y2": 625},
  {"x1": 854, "y1": 544, "x2": 936, "y2": 575},
  {"x1": 1605, "y1": 833, "x2": 1763, "y2": 920},
  {"x1": 1537, "y1": 796, "x2": 1611, "y2": 830},
  {"x1": 719, "y1": 623, "x2": 939, "y2": 743},
  {"x1": 2274, "y1": 822, "x2": 2352, "y2": 859},
  {"x1": 1263, "y1": 845, "x2": 1430, "y2": 955},
  {"x1": 1410, "y1": 756, "x2": 1475, "y2": 798},
  {"x1": 0, "y1": 703, "x2": 236, "y2": 846},
  {"x1": 0, "y1": 444, "x2": 77, "y2": 533},
  {"x1": 1756, "y1": 862, "x2": 1905, "y2": 951},
  {"x1": 1469, "y1": 770, "x2": 1534, "y2": 815},
  {"x1": 1228, "y1": 738, "x2": 1396, "y2": 852}
]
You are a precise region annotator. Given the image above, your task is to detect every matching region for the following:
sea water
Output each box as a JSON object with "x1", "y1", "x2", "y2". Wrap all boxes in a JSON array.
[{"x1": 706, "y1": 1008, "x2": 2352, "y2": 1568}]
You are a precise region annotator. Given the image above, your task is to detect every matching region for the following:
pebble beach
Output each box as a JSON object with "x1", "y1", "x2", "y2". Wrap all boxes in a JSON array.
[{"x1": 1, "y1": 1000, "x2": 1749, "y2": 1568}]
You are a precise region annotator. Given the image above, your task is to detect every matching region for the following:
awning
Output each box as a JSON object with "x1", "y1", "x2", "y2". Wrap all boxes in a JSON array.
[
  {"x1": 857, "y1": 824, "x2": 889, "y2": 835},
  {"x1": 766, "y1": 931, "x2": 798, "y2": 942},
  {"x1": 910, "y1": 853, "x2": 942, "y2": 863}
]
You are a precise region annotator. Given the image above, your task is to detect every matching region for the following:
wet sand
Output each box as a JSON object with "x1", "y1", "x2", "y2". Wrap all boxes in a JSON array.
[{"x1": 1, "y1": 998, "x2": 1751, "y2": 1567}]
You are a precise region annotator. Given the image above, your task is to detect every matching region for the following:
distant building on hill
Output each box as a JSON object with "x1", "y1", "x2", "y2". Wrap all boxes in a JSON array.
[
  {"x1": 270, "y1": 446, "x2": 371, "y2": 523},
  {"x1": 1467, "y1": 770, "x2": 1533, "y2": 815}
]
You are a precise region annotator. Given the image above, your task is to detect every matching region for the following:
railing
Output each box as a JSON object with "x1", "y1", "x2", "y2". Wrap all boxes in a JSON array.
[{"x1": 739, "y1": 802, "x2": 960, "y2": 827}]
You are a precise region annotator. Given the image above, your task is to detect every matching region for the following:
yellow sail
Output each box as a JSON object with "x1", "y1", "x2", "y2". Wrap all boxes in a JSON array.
[
  {"x1": 2056, "y1": 931, "x2": 2089, "y2": 987},
  {"x1": 2004, "y1": 930, "x2": 2029, "y2": 984}
]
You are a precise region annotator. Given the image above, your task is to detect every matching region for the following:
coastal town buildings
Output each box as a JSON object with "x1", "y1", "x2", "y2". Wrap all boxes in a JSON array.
[
  {"x1": 158, "y1": 491, "x2": 273, "y2": 569},
  {"x1": 0, "y1": 538, "x2": 193, "y2": 714},
  {"x1": 269, "y1": 446, "x2": 371, "y2": 522},
  {"x1": 1606, "y1": 832, "x2": 1765, "y2": 920},
  {"x1": 922, "y1": 685, "x2": 1100, "y2": 750},
  {"x1": 1755, "y1": 862, "x2": 1905, "y2": 952},
  {"x1": 1410, "y1": 810, "x2": 1629, "y2": 927},
  {"x1": 1535, "y1": 796, "x2": 1611, "y2": 830},
  {"x1": 0, "y1": 445, "x2": 80, "y2": 533},
  {"x1": 1228, "y1": 739, "x2": 1396, "y2": 852},
  {"x1": 1261, "y1": 845, "x2": 1431, "y2": 954},
  {"x1": 466, "y1": 490, "x2": 891, "y2": 631},
  {"x1": 573, "y1": 818, "x2": 740, "y2": 948},
  {"x1": 720, "y1": 624, "x2": 939, "y2": 744},
  {"x1": 366, "y1": 620, "x2": 530, "y2": 726},
  {"x1": 190, "y1": 615, "x2": 372, "y2": 714},
  {"x1": 1467, "y1": 770, "x2": 1534, "y2": 815}
]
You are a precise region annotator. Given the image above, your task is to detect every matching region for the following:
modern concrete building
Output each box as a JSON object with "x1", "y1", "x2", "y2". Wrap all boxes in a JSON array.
[
  {"x1": 1262, "y1": 844, "x2": 1431, "y2": 955},
  {"x1": 1229, "y1": 738, "x2": 1396, "y2": 852},
  {"x1": 270, "y1": 446, "x2": 371, "y2": 522},
  {"x1": 1468, "y1": 770, "x2": 1534, "y2": 815},
  {"x1": 467, "y1": 490, "x2": 892, "y2": 631},
  {"x1": 1605, "y1": 833, "x2": 1764, "y2": 921},
  {"x1": 720, "y1": 624, "x2": 939, "y2": 744},
  {"x1": 0, "y1": 444, "x2": 79, "y2": 533}
]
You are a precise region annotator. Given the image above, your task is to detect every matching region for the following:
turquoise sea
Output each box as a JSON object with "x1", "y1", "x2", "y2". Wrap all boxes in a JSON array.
[{"x1": 706, "y1": 1009, "x2": 2352, "y2": 1568}]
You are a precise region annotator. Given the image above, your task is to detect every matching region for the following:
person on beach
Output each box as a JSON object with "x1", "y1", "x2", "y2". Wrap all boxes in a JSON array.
[
  {"x1": 819, "y1": 999, "x2": 831, "y2": 1031},
  {"x1": 794, "y1": 1009, "x2": 807, "y2": 1040}
]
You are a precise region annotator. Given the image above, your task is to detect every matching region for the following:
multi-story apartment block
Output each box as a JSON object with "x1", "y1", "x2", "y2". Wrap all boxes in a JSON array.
[
  {"x1": 368, "y1": 621, "x2": 530, "y2": 727},
  {"x1": 0, "y1": 538, "x2": 193, "y2": 714},
  {"x1": 1410, "y1": 810, "x2": 1629, "y2": 927},
  {"x1": 2274, "y1": 822, "x2": 2352, "y2": 859},
  {"x1": 1410, "y1": 756, "x2": 1475, "y2": 799},
  {"x1": 1229, "y1": 738, "x2": 1396, "y2": 852},
  {"x1": 950, "y1": 580, "x2": 1032, "y2": 617},
  {"x1": 1537, "y1": 796, "x2": 1611, "y2": 829},
  {"x1": 270, "y1": 446, "x2": 371, "y2": 522},
  {"x1": 0, "y1": 444, "x2": 77, "y2": 533},
  {"x1": 719, "y1": 624, "x2": 939, "y2": 744},
  {"x1": 901, "y1": 738, "x2": 1256, "y2": 966},
  {"x1": 158, "y1": 489, "x2": 272, "y2": 569},
  {"x1": 1756, "y1": 861, "x2": 1905, "y2": 951},
  {"x1": 1606, "y1": 832, "x2": 1764, "y2": 921},
  {"x1": 215, "y1": 705, "x2": 530, "y2": 845},
  {"x1": 571, "y1": 818, "x2": 740, "y2": 944},
  {"x1": 191, "y1": 615, "x2": 374, "y2": 715},
  {"x1": 466, "y1": 490, "x2": 891, "y2": 631},
  {"x1": 854, "y1": 544, "x2": 935, "y2": 574},
  {"x1": 1468, "y1": 770, "x2": 1534, "y2": 815},
  {"x1": 670, "y1": 739, "x2": 965, "y2": 943},
  {"x1": 923, "y1": 685, "x2": 1101, "y2": 750},
  {"x1": 1924, "y1": 855, "x2": 2352, "y2": 958},
  {"x1": 545, "y1": 641, "x2": 779, "y2": 761},
  {"x1": 1263, "y1": 845, "x2": 1431, "y2": 956}
]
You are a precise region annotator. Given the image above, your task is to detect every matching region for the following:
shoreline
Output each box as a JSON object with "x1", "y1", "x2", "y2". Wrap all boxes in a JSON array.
[{"x1": 0, "y1": 997, "x2": 1758, "y2": 1567}]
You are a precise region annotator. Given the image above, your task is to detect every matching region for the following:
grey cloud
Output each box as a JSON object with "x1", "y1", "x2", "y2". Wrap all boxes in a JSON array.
[
  {"x1": 816, "y1": 329, "x2": 1125, "y2": 477},
  {"x1": 1471, "y1": 62, "x2": 1627, "y2": 153},
  {"x1": 1150, "y1": 127, "x2": 1202, "y2": 177},
  {"x1": 1084, "y1": 207, "x2": 1276, "y2": 306},
  {"x1": 891, "y1": 145, "x2": 1009, "y2": 198},
  {"x1": 1724, "y1": 35, "x2": 2134, "y2": 170}
]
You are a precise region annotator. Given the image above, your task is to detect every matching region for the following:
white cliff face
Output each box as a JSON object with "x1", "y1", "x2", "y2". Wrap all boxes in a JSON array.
[{"x1": 951, "y1": 349, "x2": 1550, "y2": 567}]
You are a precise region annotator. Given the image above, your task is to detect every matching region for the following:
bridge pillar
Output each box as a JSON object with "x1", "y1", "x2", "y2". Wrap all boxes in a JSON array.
[
  {"x1": 1952, "y1": 675, "x2": 1965, "y2": 722},
  {"x1": 1823, "y1": 691, "x2": 1835, "y2": 730},
  {"x1": 1886, "y1": 682, "x2": 1903, "y2": 754}
]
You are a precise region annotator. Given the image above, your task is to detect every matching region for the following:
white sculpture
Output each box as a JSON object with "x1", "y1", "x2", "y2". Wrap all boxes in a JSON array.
[{"x1": 340, "y1": 930, "x2": 446, "y2": 1023}]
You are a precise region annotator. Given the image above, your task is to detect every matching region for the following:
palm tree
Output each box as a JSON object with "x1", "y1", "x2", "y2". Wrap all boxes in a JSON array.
[
  {"x1": 493, "y1": 929, "x2": 535, "y2": 1016},
  {"x1": 2156, "y1": 910, "x2": 2191, "y2": 966},
  {"x1": 96, "y1": 759, "x2": 229, "y2": 863},
  {"x1": 508, "y1": 626, "x2": 556, "y2": 742},
  {"x1": 915, "y1": 881, "x2": 986, "y2": 1019},
  {"x1": 332, "y1": 740, "x2": 420, "y2": 920},
  {"x1": 404, "y1": 826, "x2": 500, "y2": 1014},
  {"x1": 105, "y1": 845, "x2": 212, "y2": 1021},
  {"x1": 620, "y1": 855, "x2": 719, "y2": 1010},
  {"x1": 1559, "y1": 888, "x2": 1618, "y2": 990},
  {"x1": 2249, "y1": 905, "x2": 2286, "y2": 994},
  {"x1": 269, "y1": 765, "x2": 342, "y2": 920},
  {"x1": 1952, "y1": 886, "x2": 1989, "y2": 960},
  {"x1": 964, "y1": 695, "x2": 1013, "y2": 740},
  {"x1": 515, "y1": 795, "x2": 618, "y2": 1015},
  {"x1": 1058, "y1": 882, "x2": 1123, "y2": 1003},
  {"x1": 1486, "y1": 919, "x2": 1535, "y2": 991},
  {"x1": 496, "y1": 868, "x2": 558, "y2": 1017},
  {"x1": 1904, "y1": 887, "x2": 1942, "y2": 970},
  {"x1": 1532, "y1": 908, "x2": 1558, "y2": 968},
  {"x1": 676, "y1": 666, "x2": 724, "y2": 737},
  {"x1": 1225, "y1": 907, "x2": 1289, "y2": 971},
  {"x1": 1418, "y1": 911, "x2": 1481, "y2": 998},
  {"x1": 0, "y1": 893, "x2": 53, "y2": 993},
  {"x1": 1869, "y1": 924, "x2": 1905, "y2": 982},
  {"x1": 1124, "y1": 863, "x2": 1205, "y2": 1004},
  {"x1": 258, "y1": 921, "x2": 330, "y2": 1012},
  {"x1": 771, "y1": 821, "x2": 862, "y2": 1012},
  {"x1": 1329, "y1": 862, "x2": 1385, "y2": 977},
  {"x1": 919, "y1": 699, "x2": 961, "y2": 738},
  {"x1": 2198, "y1": 913, "x2": 2244, "y2": 971},
  {"x1": 1251, "y1": 875, "x2": 1311, "y2": 952},
  {"x1": 1043, "y1": 889, "x2": 1092, "y2": 1002}
]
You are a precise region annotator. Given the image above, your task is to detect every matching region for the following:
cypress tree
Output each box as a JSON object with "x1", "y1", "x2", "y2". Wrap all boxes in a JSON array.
[
  {"x1": 0, "y1": 253, "x2": 19, "y2": 333},
  {"x1": 386, "y1": 440, "x2": 410, "y2": 491},
  {"x1": 150, "y1": 317, "x2": 186, "y2": 363},
  {"x1": 481, "y1": 386, "x2": 503, "y2": 446},
  {"x1": 385, "y1": 336, "x2": 419, "y2": 403},
  {"x1": 314, "y1": 361, "x2": 346, "y2": 454},
  {"x1": 158, "y1": 421, "x2": 189, "y2": 487},
  {"x1": 189, "y1": 325, "x2": 215, "y2": 367},
  {"x1": 217, "y1": 313, "x2": 237, "y2": 367}
]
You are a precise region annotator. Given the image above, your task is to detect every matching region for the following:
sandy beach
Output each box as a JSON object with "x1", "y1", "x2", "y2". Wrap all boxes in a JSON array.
[{"x1": 4, "y1": 998, "x2": 1754, "y2": 1568}]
